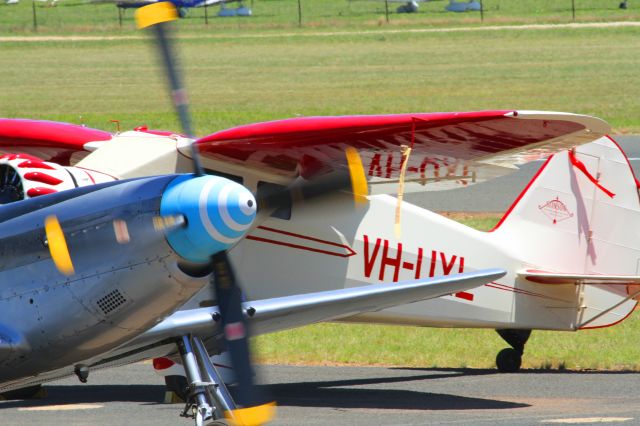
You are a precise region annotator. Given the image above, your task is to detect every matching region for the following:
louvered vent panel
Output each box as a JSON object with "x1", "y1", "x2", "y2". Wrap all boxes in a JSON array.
[{"x1": 96, "y1": 289, "x2": 127, "y2": 315}]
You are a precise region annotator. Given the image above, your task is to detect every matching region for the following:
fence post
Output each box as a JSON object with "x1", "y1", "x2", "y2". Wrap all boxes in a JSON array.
[
  {"x1": 204, "y1": 1, "x2": 209, "y2": 25},
  {"x1": 571, "y1": 0, "x2": 575, "y2": 21},
  {"x1": 32, "y1": 0, "x2": 38, "y2": 32},
  {"x1": 480, "y1": 0, "x2": 484, "y2": 22},
  {"x1": 384, "y1": 0, "x2": 389, "y2": 23},
  {"x1": 297, "y1": 0, "x2": 302, "y2": 27},
  {"x1": 117, "y1": 6, "x2": 123, "y2": 29}
]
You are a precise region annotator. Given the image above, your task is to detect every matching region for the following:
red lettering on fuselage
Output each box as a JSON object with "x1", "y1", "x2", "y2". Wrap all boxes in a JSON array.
[
  {"x1": 429, "y1": 250, "x2": 437, "y2": 277},
  {"x1": 379, "y1": 240, "x2": 402, "y2": 282},
  {"x1": 363, "y1": 235, "x2": 382, "y2": 278},
  {"x1": 361, "y1": 235, "x2": 465, "y2": 283},
  {"x1": 440, "y1": 252, "x2": 457, "y2": 275}
]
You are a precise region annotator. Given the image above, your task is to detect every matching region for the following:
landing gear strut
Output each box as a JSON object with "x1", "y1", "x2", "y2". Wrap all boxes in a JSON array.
[
  {"x1": 495, "y1": 329, "x2": 531, "y2": 373},
  {"x1": 176, "y1": 334, "x2": 237, "y2": 426}
]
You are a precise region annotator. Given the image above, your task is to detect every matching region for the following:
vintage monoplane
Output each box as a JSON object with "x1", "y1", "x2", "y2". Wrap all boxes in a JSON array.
[{"x1": 1, "y1": 3, "x2": 639, "y2": 425}]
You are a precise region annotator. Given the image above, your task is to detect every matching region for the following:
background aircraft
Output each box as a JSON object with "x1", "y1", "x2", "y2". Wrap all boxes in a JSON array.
[{"x1": 113, "y1": 0, "x2": 250, "y2": 18}]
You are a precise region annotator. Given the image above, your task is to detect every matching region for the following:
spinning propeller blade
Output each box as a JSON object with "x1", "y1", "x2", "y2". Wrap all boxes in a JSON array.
[
  {"x1": 136, "y1": 5, "x2": 370, "y2": 423},
  {"x1": 135, "y1": 1, "x2": 204, "y2": 176},
  {"x1": 136, "y1": 4, "x2": 275, "y2": 423},
  {"x1": 257, "y1": 146, "x2": 368, "y2": 212},
  {"x1": 44, "y1": 215, "x2": 74, "y2": 276},
  {"x1": 211, "y1": 251, "x2": 276, "y2": 424}
]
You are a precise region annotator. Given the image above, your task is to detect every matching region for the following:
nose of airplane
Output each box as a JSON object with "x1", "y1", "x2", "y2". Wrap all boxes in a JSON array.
[{"x1": 160, "y1": 174, "x2": 257, "y2": 263}]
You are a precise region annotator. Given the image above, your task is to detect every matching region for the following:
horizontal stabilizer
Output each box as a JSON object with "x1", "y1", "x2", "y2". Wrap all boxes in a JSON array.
[
  {"x1": 133, "y1": 268, "x2": 505, "y2": 344},
  {"x1": 520, "y1": 269, "x2": 640, "y2": 285}
]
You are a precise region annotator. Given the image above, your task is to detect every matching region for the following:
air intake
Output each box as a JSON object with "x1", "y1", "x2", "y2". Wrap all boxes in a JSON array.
[{"x1": 96, "y1": 289, "x2": 127, "y2": 315}]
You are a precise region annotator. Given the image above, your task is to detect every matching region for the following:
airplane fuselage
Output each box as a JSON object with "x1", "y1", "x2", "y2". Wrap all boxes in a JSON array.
[{"x1": 0, "y1": 176, "x2": 204, "y2": 385}]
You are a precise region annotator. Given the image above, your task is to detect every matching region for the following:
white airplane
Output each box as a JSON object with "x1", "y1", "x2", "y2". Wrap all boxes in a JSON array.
[
  {"x1": 0, "y1": 3, "x2": 638, "y2": 424},
  {"x1": 1, "y1": 110, "x2": 637, "y2": 404}
]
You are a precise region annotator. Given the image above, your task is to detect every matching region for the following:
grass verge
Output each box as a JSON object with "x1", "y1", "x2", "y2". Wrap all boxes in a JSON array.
[{"x1": 2, "y1": 26, "x2": 640, "y2": 132}]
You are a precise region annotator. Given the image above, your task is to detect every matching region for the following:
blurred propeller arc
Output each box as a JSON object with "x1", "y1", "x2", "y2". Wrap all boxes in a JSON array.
[
  {"x1": 135, "y1": 3, "x2": 276, "y2": 424},
  {"x1": 135, "y1": 2, "x2": 369, "y2": 424}
]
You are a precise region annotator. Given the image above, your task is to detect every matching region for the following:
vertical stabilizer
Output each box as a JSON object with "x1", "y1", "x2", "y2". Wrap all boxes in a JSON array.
[{"x1": 491, "y1": 136, "x2": 640, "y2": 328}]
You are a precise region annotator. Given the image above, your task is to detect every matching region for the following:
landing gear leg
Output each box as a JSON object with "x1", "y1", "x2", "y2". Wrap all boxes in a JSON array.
[
  {"x1": 177, "y1": 334, "x2": 237, "y2": 426},
  {"x1": 495, "y1": 329, "x2": 531, "y2": 373}
]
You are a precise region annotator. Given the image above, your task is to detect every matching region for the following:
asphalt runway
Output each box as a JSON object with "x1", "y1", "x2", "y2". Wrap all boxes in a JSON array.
[
  {"x1": 2, "y1": 363, "x2": 640, "y2": 425},
  {"x1": 406, "y1": 135, "x2": 640, "y2": 212}
]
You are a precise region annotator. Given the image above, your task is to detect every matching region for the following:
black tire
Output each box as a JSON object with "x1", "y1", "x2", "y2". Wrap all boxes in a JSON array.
[
  {"x1": 164, "y1": 375, "x2": 189, "y2": 402},
  {"x1": 206, "y1": 420, "x2": 233, "y2": 426},
  {"x1": 496, "y1": 347, "x2": 522, "y2": 373},
  {"x1": 1, "y1": 385, "x2": 44, "y2": 400}
]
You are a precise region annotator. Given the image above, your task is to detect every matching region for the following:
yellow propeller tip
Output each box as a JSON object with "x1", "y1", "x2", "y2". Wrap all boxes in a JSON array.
[
  {"x1": 224, "y1": 401, "x2": 277, "y2": 426},
  {"x1": 345, "y1": 147, "x2": 368, "y2": 205},
  {"x1": 44, "y1": 215, "x2": 75, "y2": 276},
  {"x1": 135, "y1": 1, "x2": 178, "y2": 29}
]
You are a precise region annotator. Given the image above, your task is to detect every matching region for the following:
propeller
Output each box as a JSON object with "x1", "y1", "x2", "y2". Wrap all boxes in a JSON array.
[
  {"x1": 134, "y1": 4, "x2": 368, "y2": 424},
  {"x1": 135, "y1": 1, "x2": 204, "y2": 176},
  {"x1": 135, "y1": 4, "x2": 275, "y2": 423}
]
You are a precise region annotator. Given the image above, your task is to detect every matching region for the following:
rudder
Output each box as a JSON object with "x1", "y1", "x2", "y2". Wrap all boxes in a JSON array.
[{"x1": 491, "y1": 136, "x2": 640, "y2": 328}]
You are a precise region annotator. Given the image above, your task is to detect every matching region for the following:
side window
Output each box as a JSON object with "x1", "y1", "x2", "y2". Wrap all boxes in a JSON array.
[{"x1": 256, "y1": 181, "x2": 292, "y2": 220}]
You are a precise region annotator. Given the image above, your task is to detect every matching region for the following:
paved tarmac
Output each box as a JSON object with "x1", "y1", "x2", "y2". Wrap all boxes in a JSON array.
[
  {"x1": 2, "y1": 363, "x2": 640, "y2": 425},
  {"x1": 406, "y1": 135, "x2": 640, "y2": 212}
]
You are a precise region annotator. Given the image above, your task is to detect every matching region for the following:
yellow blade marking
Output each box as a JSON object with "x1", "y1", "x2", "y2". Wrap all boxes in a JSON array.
[
  {"x1": 45, "y1": 215, "x2": 75, "y2": 276},
  {"x1": 224, "y1": 401, "x2": 277, "y2": 426},
  {"x1": 135, "y1": 1, "x2": 178, "y2": 29},
  {"x1": 345, "y1": 147, "x2": 368, "y2": 205}
]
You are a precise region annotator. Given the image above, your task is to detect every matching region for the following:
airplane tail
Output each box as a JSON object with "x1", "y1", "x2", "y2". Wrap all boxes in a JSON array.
[{"x1": 489, "y1": 135, "x2": 640, "y2": 328}]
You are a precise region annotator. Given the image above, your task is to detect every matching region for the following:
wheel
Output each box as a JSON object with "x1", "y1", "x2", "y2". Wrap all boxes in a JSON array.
[
  {"x1": 206, "y1": 420, "x2": 232, "y2": 426},
  {"x1": 164, "y1": 375, "x2": 189, "y2": 402},
  {"x1": 496, "y1": 347, "x2": 522, "y2": 373},
  {"x1": 1, "y1": 385, "x2": 45, "y2": 400}
]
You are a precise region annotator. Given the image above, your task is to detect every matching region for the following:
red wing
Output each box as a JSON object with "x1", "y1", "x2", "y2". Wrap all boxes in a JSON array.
[
  {"x1": 0, "y1": 119, "x2": 113, "y2": 166},
  {"x1": 194, "y1": 110, "x2": 609, "y2": 191}
]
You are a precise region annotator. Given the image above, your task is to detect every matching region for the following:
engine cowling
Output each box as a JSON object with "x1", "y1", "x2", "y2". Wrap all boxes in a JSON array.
[{"x1": 0, "y1": 153, "x2": 116, "y2": 204}]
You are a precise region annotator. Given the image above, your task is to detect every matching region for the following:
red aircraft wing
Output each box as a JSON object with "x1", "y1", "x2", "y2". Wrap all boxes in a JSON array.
[
  {"x1": 0, "y1": 119, "x2": 113, "y2": 165},
  {"x1": 194, "y1": 111, "x2": 610, "y2": 191}
]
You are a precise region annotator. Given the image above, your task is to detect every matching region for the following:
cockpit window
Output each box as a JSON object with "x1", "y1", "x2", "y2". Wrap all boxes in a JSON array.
[{"x1": 256, "y1": 181, "x2": 292, "y2": 220}]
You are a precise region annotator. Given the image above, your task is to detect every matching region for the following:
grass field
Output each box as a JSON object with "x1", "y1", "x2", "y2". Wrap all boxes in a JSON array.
[
  {"x1": 254, "y1": 215, "x2": 640, "y2": 371},
  {"x1": 1, "y1": 0, "x2": 639, "y2": 34},
  {"x1": 2, "y1": 25, "x2": 640, "y2": 132}
]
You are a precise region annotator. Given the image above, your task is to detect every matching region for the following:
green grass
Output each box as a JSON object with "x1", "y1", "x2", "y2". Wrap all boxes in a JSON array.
[
  {"x1": 254, "y1": 317, "x2": 640, "y2": 370},
  {"x1": 2, "y1": 26, "x2": 640, "y2": 132},
  {"x1": 1, "y1": 0, "x2": 639, "y2": 35},
  {"x1": 254, "y1": 215, "x2": 640, "y2": 371}
]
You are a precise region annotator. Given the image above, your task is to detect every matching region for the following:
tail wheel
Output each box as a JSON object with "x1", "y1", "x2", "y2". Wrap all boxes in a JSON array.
[{"x1": 496, "y1": 347, "x2": 522, "y2": 373}]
